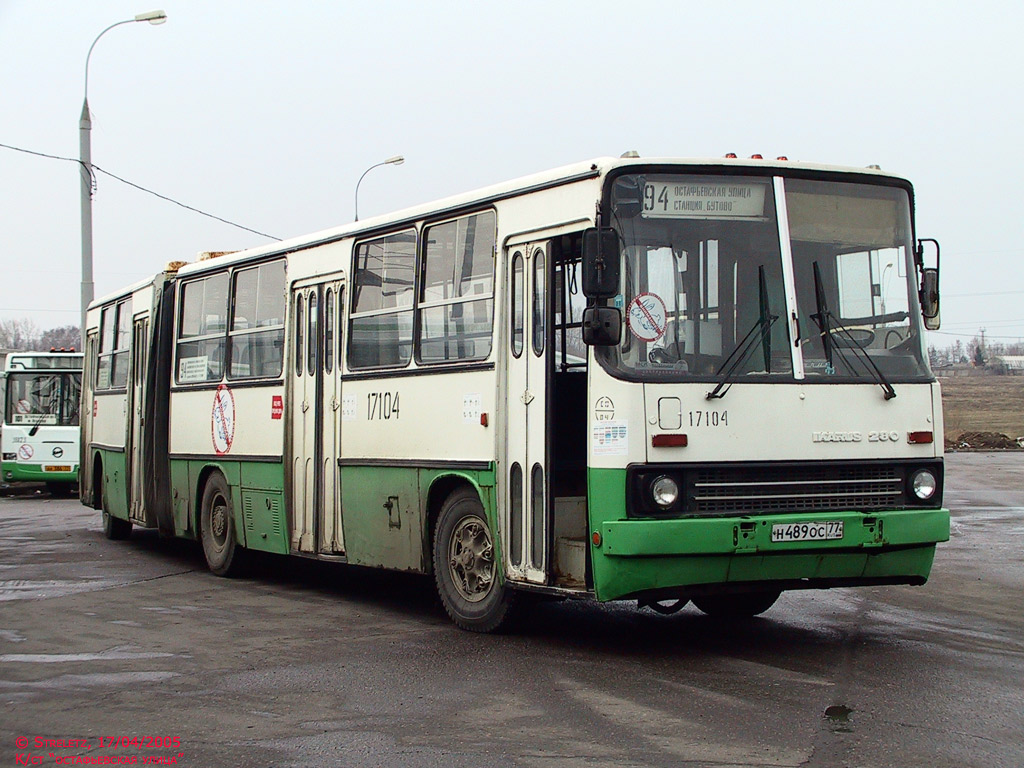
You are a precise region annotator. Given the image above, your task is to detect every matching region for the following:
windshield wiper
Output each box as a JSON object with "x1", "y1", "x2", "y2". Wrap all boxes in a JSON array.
[
  {"x1": 810, "y1": 261, "x2": 896, "y2": 400},
  {"x1": 28, "y1": 410, "x2": 52, "y2": 437},
  {"x1": 707, "y1": 266, "x2": 778, "y2": 400}
]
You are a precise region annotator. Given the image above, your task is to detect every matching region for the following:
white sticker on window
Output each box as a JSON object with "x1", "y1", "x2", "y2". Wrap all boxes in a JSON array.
[{"x1": 592, "y1": 420, "x2": 628, "y2": 456}]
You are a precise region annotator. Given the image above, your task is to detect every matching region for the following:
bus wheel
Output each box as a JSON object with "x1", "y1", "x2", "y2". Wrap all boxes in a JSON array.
[
  {"x1": 200, "y1": 473, "x2": 245, "y2": 577},
  {"x1": 99, "y1": 475, "x2": 132, "y2": 541},
  {"x1": 692, "y1": 590, "x2": 781, "y2": 618},
  {"x1": 433, "y1": 487, "x2": 516, "y2": 633},
  {"x1": 640, "y1": 598, "x2": 689, "y2": 615},
  {"x1": 102, "y1": 508, "x2": 132, "y2": 540}
]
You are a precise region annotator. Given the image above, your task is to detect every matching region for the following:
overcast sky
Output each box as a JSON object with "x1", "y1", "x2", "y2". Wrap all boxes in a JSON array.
[{"x1": 1, "y1": 0, "x2": 1021, "y2": 349}]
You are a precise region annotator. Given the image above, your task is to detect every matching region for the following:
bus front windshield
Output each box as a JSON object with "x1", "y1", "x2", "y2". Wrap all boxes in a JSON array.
[
  {"x1": 601, "y1": 173, "x2": 931, "y2": 384},
  {"x1": 4, "y1": 373, "x2": 82, "y2": 427}
]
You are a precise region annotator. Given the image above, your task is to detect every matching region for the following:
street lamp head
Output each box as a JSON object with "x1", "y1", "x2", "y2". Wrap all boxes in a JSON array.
[
  {"x1": 135, "y1": 10, "x2": 168, "y2": 24},
  {"x1": 354, "y1": 155, "x2": 406, "y2": 221}
]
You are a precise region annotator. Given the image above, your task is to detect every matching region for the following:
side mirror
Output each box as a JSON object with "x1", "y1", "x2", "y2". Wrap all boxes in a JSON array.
[
  {"x1": 582, "y1": 307, "x2": 622, "y2": 346},
  {"x1": 916, "y1": 238, "x2": 941, "y2": 331},
  {"x1": 920, "y1": 267, "x2": 940, "y2": 330},
  {"x1": 582, "y1": 227, "x2": 621, "y2": 298}
]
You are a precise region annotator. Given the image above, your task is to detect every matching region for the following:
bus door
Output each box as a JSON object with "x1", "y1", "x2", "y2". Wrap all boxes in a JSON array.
[
  {"x1": 507, "y1": 241, "x2": 550, "y2": 584},
  {"x1": 289, "y1": 276, "x2": 346, "y2": 556},
  {"x1": 81, "y1": 331, "x2": 98, "y2": 504},
  {"x1": 127, "y1": 316, "x2": 149, "y2": 522}
]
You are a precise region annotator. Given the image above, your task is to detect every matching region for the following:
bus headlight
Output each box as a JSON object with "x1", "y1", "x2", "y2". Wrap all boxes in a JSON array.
[
  {"x1": 651, "y1": 475, "x2": 679, "y2": 507},
  {"x1": 910, "y1": 469, "x2": 937, "y2": 500}
]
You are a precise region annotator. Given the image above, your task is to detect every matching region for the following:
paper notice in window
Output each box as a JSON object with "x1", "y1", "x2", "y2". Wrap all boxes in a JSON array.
[{"x1": 178, "y1": 356, "x2": 209, "y2": 383}]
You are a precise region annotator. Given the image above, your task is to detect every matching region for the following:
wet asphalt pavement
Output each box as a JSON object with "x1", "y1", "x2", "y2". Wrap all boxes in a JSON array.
[{"x1": 0, "y1": 452, "x2": 1021, "y2": 768}]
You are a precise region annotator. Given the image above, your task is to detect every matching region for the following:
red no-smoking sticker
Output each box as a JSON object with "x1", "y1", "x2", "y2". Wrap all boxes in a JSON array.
[
  {"x1": 211, "y1": 384, "x2": 236, "y2": 455},
  {"x1": 18, "y1": 444, "x2": 34, "y2": 460},
  {"x1": 271, "y1": 395, "x2": 283, "y2": 420},
  {"x1": 626, "y1": 293, "x2": 668, "y2": 342}
]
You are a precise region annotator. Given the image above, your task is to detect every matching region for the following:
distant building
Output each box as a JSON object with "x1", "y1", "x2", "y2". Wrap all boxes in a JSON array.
[{"x1": 990, "y1": 355, "x2": 1024, "y2": 375}]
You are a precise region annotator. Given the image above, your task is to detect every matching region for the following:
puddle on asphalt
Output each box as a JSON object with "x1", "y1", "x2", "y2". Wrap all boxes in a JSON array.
[
  {"x1": 0, "y1": 670, "x2": 180, "y2": 690},
  {"x1": 0, "y1": 647, "x2": 174, "y2": 663},
  {"x1": 0, "y1": 579, "x2": 120, "y2": 601},
  {"x1": 824, "y1": 704, "x2": 854, "y2": 732}
]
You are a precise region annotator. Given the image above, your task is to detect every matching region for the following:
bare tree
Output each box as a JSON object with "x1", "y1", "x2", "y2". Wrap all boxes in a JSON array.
[
  {"x1": 0, "y1": 318, "x2": 40, "y2": 349},
  {"x1": 0, "y1": 318, "x2": 79, "y2": 351},
  {"x1": 37, "y1": 325, "x2": 80, "y2": 351}
]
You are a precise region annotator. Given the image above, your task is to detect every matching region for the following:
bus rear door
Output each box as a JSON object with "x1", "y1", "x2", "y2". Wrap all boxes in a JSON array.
[
  {"x1": 127, "y1": 316, "x2": 148, "y2": 523},
  {"x1": 289, "y1": 276, "x2": 346, "y2": 556}
]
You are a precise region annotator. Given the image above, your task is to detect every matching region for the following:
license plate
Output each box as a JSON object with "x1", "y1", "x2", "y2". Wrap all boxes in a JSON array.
[
  {"x1": 44, "y1": 465, "x2": 71, "y2": 473},
  {"x1": 771, "y1": 521, "x2": 844, "y2": 543}
]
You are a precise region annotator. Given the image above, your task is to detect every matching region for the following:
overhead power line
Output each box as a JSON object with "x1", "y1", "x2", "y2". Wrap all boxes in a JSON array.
[
  {"x1": 928, "y1": 330, "x2": 1023, "y2": 341},
  {"x1": 0, "y1": 141, "x2": 281, "y2": 242}
]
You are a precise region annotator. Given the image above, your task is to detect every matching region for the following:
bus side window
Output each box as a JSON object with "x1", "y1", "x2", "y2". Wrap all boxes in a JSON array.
[
  {"x1": 418, "y1": 210, "x2": 496, "y2": 363},
  {"x1": 348, "y1": 230, "x2": 416, "y2": 369},
  {"x1": 295, "y1": 294, "x2": 304, "y2": 377},
  {"x1": 230, "y1": 260, "x2": 286, "y2": 380},
  {"x1": 176, "y1": 273, "x2": 228, "y2": 384}
]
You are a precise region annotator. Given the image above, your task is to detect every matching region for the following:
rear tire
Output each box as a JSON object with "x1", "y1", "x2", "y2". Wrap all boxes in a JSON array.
[
  {"x1": 433, "y1": 487, "x2": 516, "y2": 633},
  {"x1": 200, "y1": 473, "x2": 246, "y2": 577},
  {"x1": 98, "y1": 471, "x2": 132, "y2": 540},
  {"x1": 692, "y1": 590, "x2": 781, "y2": 618}
]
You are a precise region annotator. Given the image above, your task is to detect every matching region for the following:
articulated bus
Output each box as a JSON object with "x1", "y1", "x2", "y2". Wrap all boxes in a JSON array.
[
  {"x1": 2, "y1": 351, "x2": 83, "y2": 496},
  {"x1": 81, "y1": 156, "x2": 949, "y2": 631}
]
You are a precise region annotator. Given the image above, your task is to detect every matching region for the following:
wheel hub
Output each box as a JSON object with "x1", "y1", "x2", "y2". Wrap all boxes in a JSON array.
[{"x1": 448, "y1": 517, "x2": 494, "y2": 603}]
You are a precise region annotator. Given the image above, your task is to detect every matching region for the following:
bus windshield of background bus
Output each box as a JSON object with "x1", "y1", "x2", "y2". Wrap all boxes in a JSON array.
[
  {"x1": 604, "y1": 174, "x2": 793, "y2": 380},
  {"x1": 786, "y1": 179, "x2": 930, "y2": 381},
  {"x1": 4, "y1": 373, "x2": 81, "y2": 427},
  {"x1": 601, "y1": 173, "x2": 931, "y2": 384}
]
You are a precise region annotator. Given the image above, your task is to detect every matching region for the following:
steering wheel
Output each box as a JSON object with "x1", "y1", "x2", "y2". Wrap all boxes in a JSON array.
[
  {"x1": 884, "y1": 329, "x2": 905, "y2": 349},
  {"x1": 649, "y1": 343, "x2": 685, "y2": 364},
  {"x1": 830, "y1": 327, "x2": 874, "y2": 348}
]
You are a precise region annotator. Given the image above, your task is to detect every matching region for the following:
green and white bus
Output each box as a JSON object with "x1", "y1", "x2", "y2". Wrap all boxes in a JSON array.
[
  {"x1": 81, "y1": 156, "x2": 949, "y2": 631},
  {"x1": 2, "y1": 351, "x2": 83, "y2": 495}
]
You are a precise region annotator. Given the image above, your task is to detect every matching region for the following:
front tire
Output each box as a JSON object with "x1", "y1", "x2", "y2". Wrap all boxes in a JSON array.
[
  {"x1": 692, "y1": 590, "x2": 781, "y2": 618},
  {"x1": 200, "y1": 472, "x2": 246, "y2": 577},
  {"x1": 433, "y1": 487, "x2": 516, "y2": 633}
]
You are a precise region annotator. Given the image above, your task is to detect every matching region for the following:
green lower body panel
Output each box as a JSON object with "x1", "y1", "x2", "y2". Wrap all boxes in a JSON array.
[
  {"x1": 588, "y1": 468, "x2": 950, "y2": 602},
  {"x1": 169, "y1": 459, "x2": 288, "y2": 554},
  {"x1": 339, "y1": 464, "x2": 497, "y2": 573},
  {"x1": 92, "y1": 450, "x2": 128, "y2": 520},
  {"x1": 2, "y1": 461, "x2": 78, "y2": 485}
]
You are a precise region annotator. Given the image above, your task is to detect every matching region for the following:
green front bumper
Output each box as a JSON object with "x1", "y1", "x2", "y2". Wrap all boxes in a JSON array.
[
  {"x1": 2, "y1": 461, "x2": 78, "y2": 485},
  {"x1": 589, "y1": 469, "x2": 950, "y2": 602}
]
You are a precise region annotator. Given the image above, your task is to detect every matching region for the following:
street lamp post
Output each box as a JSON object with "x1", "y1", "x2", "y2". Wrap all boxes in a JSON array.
[
  {"x1": 354, "y1": 155, "x2": 404, "y2": 222},
  {"x1": 80, "y1": 10, "x2": 167, "y2": 347}
]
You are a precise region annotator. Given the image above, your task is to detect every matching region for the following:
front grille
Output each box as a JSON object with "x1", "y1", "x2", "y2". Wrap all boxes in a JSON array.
[
  {"x1": 627, "y1": 460, "x2": 943, "y2": 518},
  {"x1": 690, "y1": 464, "x2": 901, "y2": 514}
]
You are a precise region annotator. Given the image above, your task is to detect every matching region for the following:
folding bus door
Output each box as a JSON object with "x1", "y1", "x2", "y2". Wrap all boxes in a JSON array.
[
  {"x1": 318, "y1": 281, "x2": 345, "y2": 555},
  {"x1": 127, "y1": 315, "x2": 149, "y2": 523},
  {"x1": 506, "y1": 241, "x2": 550, "y2": 584},
  {"x1": 289, "y1": 276, "x2": 346, "y2": 556}
]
